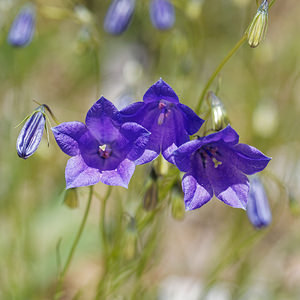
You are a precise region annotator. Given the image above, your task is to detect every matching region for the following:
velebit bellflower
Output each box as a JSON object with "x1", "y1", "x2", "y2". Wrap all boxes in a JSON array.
[
  {"x1": 173, "y1": 126, "x2": 271, "y2": 211},
  {"x1": 8, "y1": 4, "x2": 35, "y2": 47},
  {"x1": 150, "y1": 0, "x2": 175, "y2": 30},
  {"x1": 17, "y1": 105, "x2": 46, "y2": 159},
  {"x1": 119, "y1": 79, "x2": 204, "y2": 164},
  {"x1": 247, "y1": 176, "x2": 272, "y2": 229},
  {"x1": 52, "y1": 97, "x2": 150, "y2": 189},
  {"x1": 247, "y1": 0, "x2": 269, "y2": 48}
]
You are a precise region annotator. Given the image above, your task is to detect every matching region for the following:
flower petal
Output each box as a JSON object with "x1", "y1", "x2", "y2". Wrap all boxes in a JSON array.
[
  {"x1": 99, "y1": 158, "x2": 135, "y2": 188},
  {"x1": 143, "y1": 78, "x2": 179, "y2": 104},
  {"x1": 177, "y1": 103, "x2": 204, "y2": 135},
  {"x1": 134, "y1": 149, "x2": 159, "y2": 165},
  {"x1": 65, "y1": 155, "x2": 101, "y2": 189},
  {"x1": 160, "y1": 108, "x2": 190, "y2": 163},
  {"x1": 182, "y1": 154, "x2": 213, "y2": 210},
  {"x1": 85, "y1": 96, "x2": 121, "y2": 143},
  {"x1": 173, "y1": 139, "x2": 202, "y2": 172},
  {"x1": 202, "y1": 125, "x2": 239, "y2": 146},
  {"x1": 120, "y1": 122, "x2": 151, "y2": 161},
  {"x1": 52, "y1": 122, "x2": 87, "y2": 156},
  {"x1": 232, "y1": 143, "x2": 271, "y2": 175},
  {"x1": 206, "y1": 159, "x2": 249, "y2": 209}
]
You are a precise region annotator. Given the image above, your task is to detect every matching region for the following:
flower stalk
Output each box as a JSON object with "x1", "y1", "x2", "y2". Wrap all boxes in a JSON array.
[{"x1": 54, "y1": 186, "x2": 93, "y2": 300}]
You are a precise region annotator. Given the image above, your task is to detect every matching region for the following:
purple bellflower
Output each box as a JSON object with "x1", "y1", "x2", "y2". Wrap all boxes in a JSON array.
[
  {"x1": 17, "y1": 105, "x2": 46, "y2": 159},
  {"x1": 8, "y1": 4, "x2": 35, "y2": 47},
  {"x1": 119, "y1": 79, "x2": 204, "y2": 164},
  {"x1": 150, "y1": 0, "x2": 175, "y2": 30},
  {"x1": 173, "y1": 126, "x2": 271, "y2": 211},
  {"x1": 247, "y1": 176, "x2": 272, "y2": 229},
  {"x1": 104, "y1": 0, "x2": 135, "y2": 35},
  {"x1": 52, "y1": 97, "x2": 150, "y2": 189}
]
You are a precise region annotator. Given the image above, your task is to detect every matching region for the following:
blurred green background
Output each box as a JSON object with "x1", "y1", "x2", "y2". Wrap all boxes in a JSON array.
[{"x1": 1, "y1": 0, "x2": 300, "y2": 299}]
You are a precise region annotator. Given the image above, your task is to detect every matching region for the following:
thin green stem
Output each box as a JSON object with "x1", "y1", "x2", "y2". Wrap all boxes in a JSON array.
[
  {"x1": 100, "y1": 186, "x2": 112, "y2": 258},
  {"x1": 195, "y1": 34, "x2": 247, "y2": 115},
  {"x1": 195, "y1": 0, "x2": 278, "y2": 115},
  {"x1": 54, "y1": 186, "x2": 93, "y2": 300},
  {"x1": 93, "y1": 187, "x2": 112, "y2": 300},
  {"x1": 269, "y1": 0, "x2": 277, "y2": 8}
]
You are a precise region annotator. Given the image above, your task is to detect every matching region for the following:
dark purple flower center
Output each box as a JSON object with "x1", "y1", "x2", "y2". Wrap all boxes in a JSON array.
[
  {"x1": 157, "y1": 100, "x2": 173, "y2": 125},
  {"x1": 98, "y1": 144, "x2": 112, "y2": 159},
  {"x1": 197, "y1": 145, "x2": 222, "y2": 169}
]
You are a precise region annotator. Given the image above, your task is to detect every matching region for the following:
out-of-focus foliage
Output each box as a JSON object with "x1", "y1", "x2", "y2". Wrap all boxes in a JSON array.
[{"x1": 1, "y1": 0, "x2": 300, "y2": 299}]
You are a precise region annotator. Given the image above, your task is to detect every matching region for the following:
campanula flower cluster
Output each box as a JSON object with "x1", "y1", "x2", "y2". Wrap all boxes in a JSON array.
[
  {"x1": 104, "y1": 0, "x2": 175, "y2": 35},
  {"x1": 47, "y1": 79, "x2": 271, "y2": 212}
]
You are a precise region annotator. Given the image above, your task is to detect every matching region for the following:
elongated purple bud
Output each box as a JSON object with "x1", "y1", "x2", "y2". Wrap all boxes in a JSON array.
[
  {"x1": 8, "y1": 5, "x2": 36, "y2": 47},
  {"x1": 104, "y1": 0, "x2": 135, "y2": 35},
  {"x1": 16, "y1": 106, "x2": 46, "y2": 159},
  {"x1": 150, "y1": 0, "x2": 175, "y2": 30},
  {"x1": 247, "y1": 176, "x2": 272, "y2": 229}
]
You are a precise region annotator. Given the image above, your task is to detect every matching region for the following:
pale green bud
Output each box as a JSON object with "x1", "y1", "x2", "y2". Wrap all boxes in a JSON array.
[
  {"x1": 171, "y1": 194, "x2": 185, "y2": 221},
  {"x1": 208, "y1": 91, "x2": 229, "y2": 132},
  {"x1": 63, "y1": 188, "x2": 78, "y2": 209},
  {"x1": 247, "y1": 0, "x2": 269, "y2": 48}
]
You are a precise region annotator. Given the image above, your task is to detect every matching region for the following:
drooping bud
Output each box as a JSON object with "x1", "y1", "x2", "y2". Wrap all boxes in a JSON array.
[
  {"x1": 208, "y1": 91, "x2": 229, "y2": 132},
  {"x1": 247, "y1": 0, "x2": 268, "y2": 48},
  {"x1": 246, "y1": 176, "x2": 272, "y2": 229},
  {"x1": 16, "y1": 105, "x2": 46, "y2": 159},
  {"x1": 63, "y1": 188, "x2": 79, "y2": 209},
  {"x1": 104, "y1": 0, "x2": 135, "y2": 35},
  {"x1": 150, "y1": 0, "x2": 175, "y2": 30},
  {"x1": 8, "y1": 4, "x2": 36, "y2": 47},
  {"x1": 143, "y1": 168, "x2": 158, "y2": 211}
]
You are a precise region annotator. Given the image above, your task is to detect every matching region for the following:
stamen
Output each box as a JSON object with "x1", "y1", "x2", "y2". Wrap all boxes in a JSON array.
[
  {"x1": 212, "y1": 157, "x2": 222, "y2": 168},
  {"x1": 98, "y1": 144, "x2": 112, "y2": 159}
]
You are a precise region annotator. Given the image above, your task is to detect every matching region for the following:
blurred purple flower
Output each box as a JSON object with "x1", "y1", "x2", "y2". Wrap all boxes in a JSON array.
[
  {"x1": 17, "y1": 105, "x2": 46, "y2": 159},
  {"x1": 8, "y1": 5, "x2": 35, "y2": 47},
  {"x1": 173, "y1": 126, "x2": 271, "y2": 211},
  {"x1": 52, "y1": 97, "x2": 150, "y2": 189},
  {"x1": 150, "y1": 0, "x2": 175, "y2": 30},
  {"x1": 119, "y1": 79, "x2": 204, "y2": 164},
  {"x1": 247, "y1": 176, "x2": 272, "y2": 229},
  {"x1": 104, "y1": 0, "x2": 135, "y2": 35}
]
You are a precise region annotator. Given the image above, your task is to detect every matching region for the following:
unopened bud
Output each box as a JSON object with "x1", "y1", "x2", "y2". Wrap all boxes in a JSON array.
[
  {"x1": 150, "y1": 0, "x2": 175, "y2": 30},
  {"x1": 8, "y1": 4, "x2": 35, "y2": 47},
  {"x1": 247, "y1": 176, "x2": 272, "y2": 229},
  {"x1": 63, "y1": 188, "x2": 79, "y2": 209},
  {"x1": 104, "y1": 0, "x2": 135, "y2": 35},
  {"x1": 143, "y1": 181, "x2": 158, "y2": 211},
  {"x1": 247, "y1": 0, "x2": 268, "y2": 48},
  {"x1": 16, "y1": 105, "x2": 46, "y2": 159},
  {"x1": 208, "y1": 91, "x2": 229, "y2": 132},
  {"x1": 171, "y1": 194, "x2": 185, "y2": 220}
]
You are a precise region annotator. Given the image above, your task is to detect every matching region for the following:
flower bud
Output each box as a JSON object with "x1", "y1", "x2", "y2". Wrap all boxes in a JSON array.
[
  {"x1": 171, "y1": 194, "x2": 185, "y2": 220},
  {"x1": 104, "y1": 0, "x2": 135, "y2": 35},
  {"x1": 63, "y1": 188, "x2": 79, "y2": 209},
  {"x1": 247, "y1": 176, "x2": 272, "y2": 229},
  {"x1": 16, "y1": 105, "x2": 46, "y2": 159},
  {"x1": 8, "y1": 4, "x2": 36, "y2": 47},
  {"x1": 150, "y1": 0, "x2": 175, "y2": 30},
  {"x1": 247, "y1": 0, "x2": 268, "y2": 48},
  {"x1": 208, "y1": 91, "x2": 229, "y2": 132}
]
